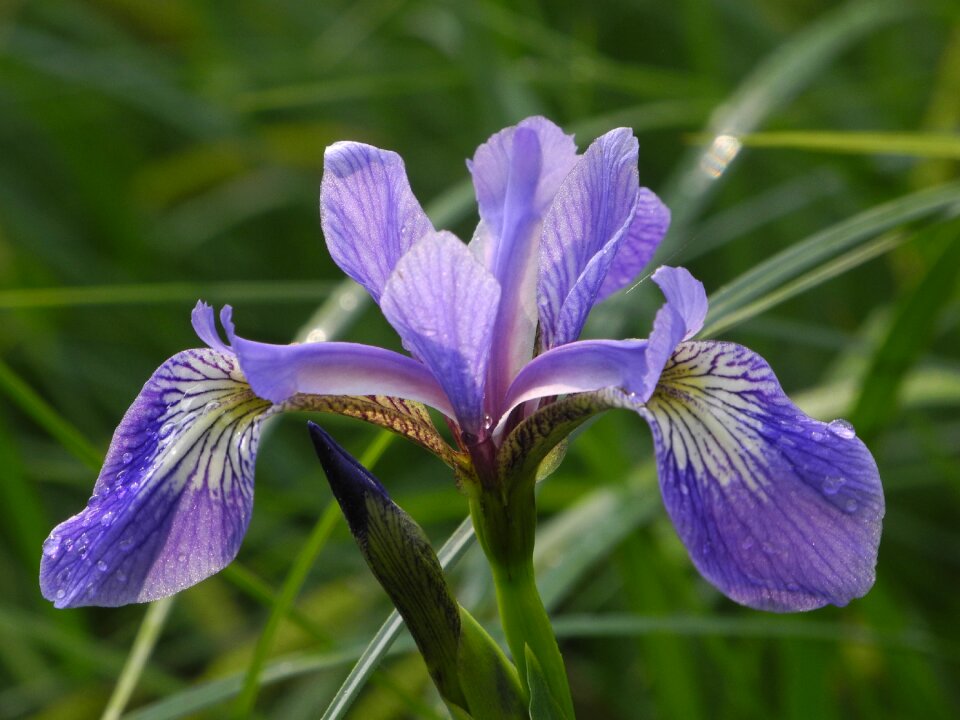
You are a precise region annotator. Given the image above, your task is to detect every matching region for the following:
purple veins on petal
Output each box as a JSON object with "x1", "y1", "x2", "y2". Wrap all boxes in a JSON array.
[
  {"x1": 40, "y1": 349, "x2": 271, "y2": 608},
  {"x1": 640, "y1": 340, "x2": 884, "y2": 612},
  {"x1": 320, "y1": 141, "x2": 434, "y2": 303},
  {"x1": 380, "y1": 231, "x2": 501, "y2": 434},
  {"x1": 538, "y1": 127, "x2": 645, "y2": 349}
]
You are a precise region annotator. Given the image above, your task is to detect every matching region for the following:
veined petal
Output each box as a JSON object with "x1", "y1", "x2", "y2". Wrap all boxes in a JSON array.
[
  {"x1": 40, "y1": 349, "x2": 271, "y2": 608},
  {"x1": 641, "y1": 341, "x2": 884, "y2": 611},
  {"x1": 320, "y1": 141, "x2": 434, "y2": 303},
  {"x1": 501, "y1": 265, "x2": 707, "y2": 422},
  {"x1": 380, "y1": 231, "x2": 500, "y2": 433},
  {"x1": 539, "y1": 128, "x2": 643, "y2": 348},
  {"x1": 596, "y1": 188, "x2": 671, "y2": 302},
  {"x1": 468, "y1": 117, "x2": 579, "y2": 406}
]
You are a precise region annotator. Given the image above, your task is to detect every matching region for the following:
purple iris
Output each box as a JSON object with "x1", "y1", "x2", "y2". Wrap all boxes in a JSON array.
[{"x1": 40, "y1": 117, "x2": 883, "y2": 612}]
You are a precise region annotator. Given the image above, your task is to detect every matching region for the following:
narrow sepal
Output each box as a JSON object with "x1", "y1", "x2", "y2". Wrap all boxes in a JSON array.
[
  {"x1": 308, "y1": 423, "x2": 468, "y2": 709},
  {"x1": 457, "y1": 609, "x2": 528, "y2": 720},
  {"x1": 40, "y1": 349, "x2": 271, "y2": 608},
  {"x1": 642, "y1": 341, "x2": 884, "y2": 611}
]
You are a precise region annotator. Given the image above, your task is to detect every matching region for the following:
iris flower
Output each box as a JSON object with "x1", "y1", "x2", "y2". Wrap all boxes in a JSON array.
[{"x1": 41, "y1": 117, "x2": 883, "y2": 612}]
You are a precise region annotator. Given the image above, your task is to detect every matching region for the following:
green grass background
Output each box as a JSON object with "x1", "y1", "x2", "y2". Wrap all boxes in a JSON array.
[{"x1": 1, "y1": 0, "x2": 958, "y2": 718}]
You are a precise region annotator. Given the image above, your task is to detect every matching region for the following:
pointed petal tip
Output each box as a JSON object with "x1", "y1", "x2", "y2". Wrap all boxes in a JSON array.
[{"x1": 308, "y1": 422, "x2": 389, "y2": 538}]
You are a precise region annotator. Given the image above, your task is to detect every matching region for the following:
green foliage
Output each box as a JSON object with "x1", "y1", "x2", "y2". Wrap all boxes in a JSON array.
[{"x1": 1, "y1": 0, "x2": 959, "y2": 718}]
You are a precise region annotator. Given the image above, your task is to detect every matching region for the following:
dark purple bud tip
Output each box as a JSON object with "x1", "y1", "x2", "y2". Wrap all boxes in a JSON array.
[{"x1": 307, "y1": 422, "x2": 389, "y2": 539}]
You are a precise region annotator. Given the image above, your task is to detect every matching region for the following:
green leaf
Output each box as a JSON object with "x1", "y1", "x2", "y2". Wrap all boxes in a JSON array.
[
  {"x1": 850, "y1": 217, "x2": 960, "y2": 437},
  {"x1": 525, "y1": 646, "x2": 569, "y2": 720},
  {"x1": 457, "y1": 610, "x2": 527, "y2": 720}
]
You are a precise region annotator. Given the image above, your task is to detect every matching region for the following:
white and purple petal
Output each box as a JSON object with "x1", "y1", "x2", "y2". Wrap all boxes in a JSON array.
[
  {"x1": 380, "y1": 231, "x2": 500, "y2": 433},
  {"x1": 40, "y1": 349, "x2": 271, "y2": 608},
  {"x1": 320, "y1": 141, "x2": 434, "y2": 303},
  {"x1": 641, "y1": 341, "x2": 884, "y2": 611},
  {"x1": 538, "y1": 128, "x2": 643, "y2": 348}
]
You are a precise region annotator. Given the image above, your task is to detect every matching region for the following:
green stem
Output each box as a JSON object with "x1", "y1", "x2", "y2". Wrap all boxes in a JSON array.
[{"x1": 468, "y1": 486, "x2": 575, "y2": 718}]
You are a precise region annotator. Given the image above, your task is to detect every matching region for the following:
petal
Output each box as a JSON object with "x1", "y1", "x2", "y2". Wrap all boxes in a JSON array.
[
  {"x1": 221, "y1": 307, "x2": 453, "y2": 418},
  {"x1": 467, "y1": 117, "x2": 579, "y2": 403},
  {"x1": 380, "y1": 231, "x2": 500, "y2": 433},
  {"x1": 641, "y1": 341, "x2": 884, "y2": 611},
  {"x1": 501, "y1": 265, "x2": 707, "y2": 420},
  {"x1": 538, "y1": 128, "x2": 642, "y2": 348},
  {"x1": 596, "y1": 188, "x2": 671, "y2": 302},
  {"x1": 191, "y1": 301, "x2": 229, "y2": 353},
  {"x1": 320, "y1": 141, "x2": 434, "y2": 303},
  {"x1": 468, "y1": 116, "x2": 578, "y2": 257},
  {"x1": 40, "y1": 349, "x2": 271, "y2": 608}
]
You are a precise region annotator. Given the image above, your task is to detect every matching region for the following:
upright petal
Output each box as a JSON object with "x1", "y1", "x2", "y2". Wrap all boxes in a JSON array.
[
  {"x1": 641, "y1": 341, "x2": 884, "y2": 611},
  {"x1": 320, "y1": 141, "x2": 434, "y2": 302},
  {"x1": 596, "y1": 188, "x2": 671, "y2": 301},
  {"x1": 467, "y1": 117, "x2": 579, "y2": 405},
  {"x1": 538, "y1": 128, "x2": 642, "y2": 348},
  {"x1": 380, "y1": 232, "x2": 500, "y2": 433},
  {"x1": 40, "y1": 349, "x2": 271, "y2": 608},
  {"x1": 501, "y1": 266, "x2": 707, "y2": 422},
  {"x1": 209, "y1": 305, "x2": 453, "y2": 417}
]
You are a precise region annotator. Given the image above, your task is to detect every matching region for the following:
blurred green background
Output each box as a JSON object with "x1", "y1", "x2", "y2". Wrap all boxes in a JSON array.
[{"x1": 1, "y1": 0, "x2": 958, "y2": 718}]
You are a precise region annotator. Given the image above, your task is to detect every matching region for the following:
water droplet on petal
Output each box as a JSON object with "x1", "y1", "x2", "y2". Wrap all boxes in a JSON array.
[
  {"x1": 116, "y1": 571, "x2": 128, "y2": 583},
  {"x1": 97, "y1": 560, "x2": 108, "y2": 572},
  {"x1": 827, "y1": 418, "x2": 856, "y2": 439},
  {"x1": 100, "y1": 511, "x2": 115, "y2": 528},
  {"x1": 122, "y1": 452, "x2": 133, "y2": 464},
  {"x1": 56, "y1": 589, "x2": 66, "y2": 600},
  {"x1": 178, "y1": 554, "x2": 187, "y2": 563},
  {"x1": 810, "y1": 430, "x2": 824, "y2": 442},
  {"x1": 787, "y1": 582, "x2": 800, "y2": 592},
  {"x1": 42, "y1": 536, "x2": 61, "y2": 558},
  {"x1": 482, "y1": 414, "x2": 494, "y2": 431},
  {"x1": 204, "y1": 401, "x2": 221, "y2": 413},
  {"x1": 119, "y1": 537, "x2": 135, "y2": 551},
  {"x1": 844, "y1": 498, "x2": 859, "y2": 513},
  {"x1": 821, "y1": 476, "x2": 846, "y2": 495}
]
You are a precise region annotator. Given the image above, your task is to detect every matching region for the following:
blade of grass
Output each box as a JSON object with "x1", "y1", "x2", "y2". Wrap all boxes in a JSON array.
[
  {"x1": 0, "y1": 281, "x2": 337, "y2": 310},
  {"x1": 730, "y1": 130, "x2": 960, "y2": 159},
  {"x1": 234, "y1": 430, "x2": 394, "y2": 716},
  {"x1": 701, "y1": 230, "x2": 908, "y2": 337},
  {"x1": 659, "y1": 0, "x2": 909, "y2": 249},
  {"x1": 704, "y1": 181, "x2": 960, "y2": 330},
  {"x1": 101, "y1": 597, "x2": 175, "y2": 720}
]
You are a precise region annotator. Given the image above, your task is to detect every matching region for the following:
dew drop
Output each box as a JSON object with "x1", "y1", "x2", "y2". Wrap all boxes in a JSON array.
[
  {"x1": 42, "y1": 536, "x2": 61, "y2": 558},
  {"x1": 679, "y1": 484, "x2": 690, "y2": 496},
  {"x1": 821, "y1": 476, "x2": 846, "y2": 495},
  {"x1": 119, "y1": 537, "x2": 135, "y2": 551},
  {"x1": 482, "y1": 414, "x2": 494, "y2": 431},
  {"x1": 122, "y1": 452, "x2": 133, "y2": 464},
  {"x1": 204, "y1": 401, "x2": 221, "y2": 413},
  {"x1": 159, "y1": 422, "x2": 176, "y2": 438},
  {"x1": 116, "y1": 470, "x2": 126, "y2": 483},
  {"x1": 116, "y1": 571, "x2": 128, "y2": 583},
  {"x1": 810, "y1": 431, "x2": 824, "y2": 442},
  {"x1": 787, "y1": 582, "x2": 800, "y2": 592},
  {"x1": 844, "y1": 498, "x2": 859, "y2": 513},
  {"x1": 97, "y1": 560, "x2": 108, "y2": 572},
  {"x1": 56, "y1": 589, "x2": 66, "y2": 600},
  {"x1": 827, "y1": 418, "x2": 856, "y2": 439},
  {"x1": 178, "y1": 554, "x2": 187, "y2": 564},
  {"x1": 100, "y1": 511, "x2": 115, "y2": 528}
]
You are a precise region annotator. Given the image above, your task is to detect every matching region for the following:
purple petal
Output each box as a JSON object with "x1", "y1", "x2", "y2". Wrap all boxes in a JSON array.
[
  {"x1": 641, "y1": 341, "x2": 884, "y2": 611},
  {"x1": 501, "y1": 265, "x2": 707, "y2": 421},
  {"x1": 219, "y1": 308, "x2": 453, "y2": 418},
  {"x1": 596, "y1": 188, "x2": 671, "y2": 301},
  {"x1": 380, "y1": 231, "x2": 500, "y2": 433},
  {"x1": 467, "y1": 117, "x2": 579, "y2": 405},
  {"x1": 538, "y1": 128, "x2": 642, "y2": 348},
  {"x1": 40, "y1": 349, "x2": 271, "y2": 608},
  {"x1": 320, "y1": 141, "x2": 434, "y2": 302}
]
